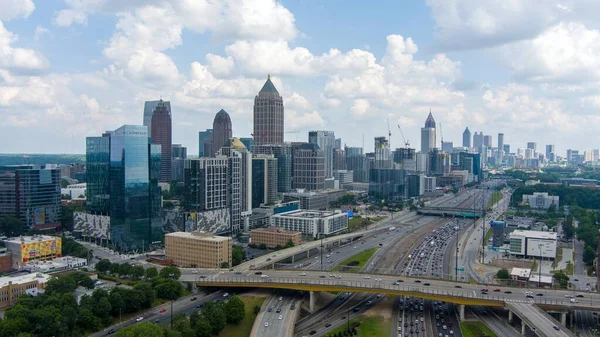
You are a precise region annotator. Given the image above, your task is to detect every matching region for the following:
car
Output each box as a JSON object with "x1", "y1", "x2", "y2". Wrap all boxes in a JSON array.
[
  {"x1": 449, "y1": 330, "x2": 454, "y2": 335},
  {"x1": 420, "y1": 317, "x2": 424, "y2": 322},
  {"x1": 364, "y1": 276, "x2": 371, "y2": 279},
  {"x1": 300, "y1": 272, "x2": 307, "y2": 276},
  {"x1": 454, "y1": 285, "x2": 462, "y2": 288},
  {"x1": 255, "y1": 271, "x2": 263, "y2": 275},
  {"x1": 191, "y1": 297, "x2": 197, "y2": 301},
  {"x1": 526, "y1": 294, "x2": 535, "y2": 298},
  {"x1": 536, "y1": 293, "x2": 544, "y2": 296},
  {"x1": 421, "y1": 326, "x2": 425, "y2": 331},
  {"x1": 480, "y1": 288, "x2": 488, "y2": 292},
  {"x1": 553, "y1": 326, "x2": 560, "y2": 331},
  {"x1": 224, "y1": 293, "x2": 230, "y2": 297},
  {"x1": 291, "y1": 304, "x2": 295, "y2": 310},
  {"x1": 342, "y1": 316, "x2": 347, "y2": 320},
  {"x1": 135, "y1": 317, "x2": 144, "y2": 322},
  {"x1": 115, "y1": 282, "x2": 122, "y2": 286},
  {"x1": 196, "y1": 304, "x2": 202, "y2": 309},
  {"x1": 493, "y1": 288, "x2": 500, "y2": 292},
  {"x1": 565, "y1": 294, "x2": 574, "y2": 298},
  {"x1": 397, "y1": 279, "x2": 404, "y2": 283},
  {"x1": 276, "y1": 308, "x2": 281, "y2": 313},
  {"x1": 160, "y1": 307, "x2": 167, "y2": 313},
  {"x1": 268, "y1": 308, "x2": 272, "y2": 312},
  {"x1": 404, "y1": 323, "x2": 409, "y2": 327},
  {"x1": 261, "y1": 274, "x2": 269, "y2": 278},
  {"x1": 108, "y1": 329, "x2": 117, "y2": 335},
  {"x1": 423, "y1": 283, "x2": 431, "y2": 286},
  {"x1": 577, "y1": 294, "x2": 585, "y2": 298},
  {"x1": 570, "y1": 299, "x2": 579, "y2": 303},
  {"x1": 266, "y1": 258, "x2": 271, "y2": 261},
  {"x1": 414, "y1": 280, "x2": 421, "y2": 283},
  {"x1": 325, "y1": 323, "x2": 331, "y2": 327},
  {"x1": 504, "y1": 291, "x2": 512, "y2": 294},
  {"x1": 278, "y1": 315, "x2": 283, "y2": 320},
  {"x1": 320, "y1": 275, "x2": 326, "y2": 278},
  {"x1": 309, "y1": 331, "x2": 317, "y2": 335},
  {"x1": 153, "y1": 319, "x2": 160, "y2": 323},
  {"x1": 481, "y1": 291, "x2": 488, "y2": 295},
  {"x1": 264, "y1": 322, "x2": 269, "y2": 327},
  {"x1": 279, "y1": 296, "x2": 283, "y2": 301},
  {"x1": 377, "y1": 294, "x2": 382, "y2": 298},
  {"x1": 442, "y1": 325, "x2": 447, "y2": 330},
  {"x1": 574, "y1": 278, "x2": 580, "y2": 282},
  {"x1": 367, "y1": 301, "x2": 373, "y2": 305}
]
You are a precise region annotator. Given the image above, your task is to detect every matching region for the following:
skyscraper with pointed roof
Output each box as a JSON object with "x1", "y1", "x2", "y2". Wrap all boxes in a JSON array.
[
  {"x1": 420, "y1": 110, "x2": 436, "y2": 154},
  {"x1": 150, "y1": 99, "x2": 172, "y2": 182},
  {"x1": 462, "y1": 127, "x2": 471, "y2": 147},
  {"x1": 253, "y1": 75, "x2": 284, "y2": 146},
  {"x1": 212, "y1": 109, "x2": 232, "y2": 156}
]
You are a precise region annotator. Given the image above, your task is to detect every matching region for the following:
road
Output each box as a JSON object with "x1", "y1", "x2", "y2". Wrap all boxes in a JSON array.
[
  {"x1": 470, "y1": 306, "x2": 521, "y2": 337},
  {"x1": 256, "y1": 295, "x2": 297, "y2": 337}
]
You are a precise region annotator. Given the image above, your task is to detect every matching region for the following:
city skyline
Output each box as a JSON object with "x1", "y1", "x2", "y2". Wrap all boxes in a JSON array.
[{"x1": 2, "y1": 1, "x2": 600, "y2": 156}]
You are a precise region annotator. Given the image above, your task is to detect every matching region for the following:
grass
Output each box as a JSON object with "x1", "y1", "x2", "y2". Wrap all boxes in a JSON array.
[
  {"x1": 333, "y1": 247, "x2": 379, "y2": 273},
  {"x1": 552, "y1": 247, "x2": 563, "y2": 269},
  {"x1": 460, "y1": 321, "x2": 497, "y2": 337},
  {"x1": 325, "y1": 316, "x2": 390, "y2": 337},
  {"x1": 348, "y1": 217, "x2": 366, "y2": 231},
  {"x1": 218, "y1": 296, "x2": 266, "y2": 337},
  {"x1": 484, "y1": 228, "x2": 493, "y2": 243},
  {"x1": 487, "y1": 191, "x2": 503, "y2": 209}
]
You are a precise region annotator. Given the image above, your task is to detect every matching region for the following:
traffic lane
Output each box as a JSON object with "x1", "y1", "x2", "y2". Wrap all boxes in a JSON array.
[
  {"x1": 269, "y1": 297, "x2": 293, "y2": 337},
  {"x1": 257, "y1": 296, "x2": 279, "y2": 337}
]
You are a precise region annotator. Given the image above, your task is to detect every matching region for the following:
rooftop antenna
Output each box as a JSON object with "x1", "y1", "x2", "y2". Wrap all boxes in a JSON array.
[{"x1": 387, "y1": 117, "x2": 392, "y2": 149}]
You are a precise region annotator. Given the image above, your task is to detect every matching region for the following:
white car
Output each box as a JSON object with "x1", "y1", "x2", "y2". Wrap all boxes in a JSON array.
[
  {"x1": 136, "y1": 317, "x2": 144, "y2": 322},
  {"x1": 300, "y1": 272, "x2": 307, "y2": 276},
  {"x1": 279, "y1": 296, "x2": 283, "y2": 301},
  {"x1": 278, "y1": 315, "x2": 283, "y2": 320},
  {"x1": 264, "y1": 322, "x2": 269, "y2": 327},
  {"x1": 261, "y1": 275, "x2": 269, "y2": 278},
  {"x1": 364, "y1": 276, "x2": 371, "y2": 279},
  {"x1": 192, "y1": 270, "x2": 198, "y2": 274},
  {"x1": 449, "y1": 330, "x2": 454, "y2": 335}
]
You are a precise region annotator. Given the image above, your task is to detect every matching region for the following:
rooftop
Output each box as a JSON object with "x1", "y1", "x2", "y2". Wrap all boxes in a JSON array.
[
  {"x1": 424, "y1": 110, "x2": 436, "y2": 128},
  {"x1": 0, "y1": 273, "x2": 50, "y2": 288},
  {"x1": 5, "y1": 235, "x2": 60, "y2": 244},
  {"x1": 165, "y1": 231, "x2": 231, "y2": 242},
  {"x1": 510, "y1": 230, "x2": 557, "y2": 240},
  {"x1": 251, "y1": 227, "x2": 301, "y2": 235},
  {"x1": 511, "y1": 268, "x2": 532, "y2": 277},
  {"x1": 259, "y1": 74, "x2": 279, "y2": 94},
  {"x1": 274, "y1": 210, "x2": 345, "y2": 219}
]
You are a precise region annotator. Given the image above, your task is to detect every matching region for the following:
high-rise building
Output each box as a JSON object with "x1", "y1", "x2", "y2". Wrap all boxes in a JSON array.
[
  {"x1": 171, "y1": 144, "x2": 187, "y2": 182},
  {"x1": 212, "y1": 109, "x2": 233, "y2": 156},
  {"x1": 420, "y1": 111, "x2": 436, "y2": 153},
  {"x1": 253, "y1": 75, "x2": 284, "y2": 146},
  {"x1": 483, "y1": 135, "x2": 492, "y2": 147},
  {"x1": 503, "y1": 144, "x2": 511, "y2": 155},
  {"x1": 239, "y1": 137, "x2": 254, "y2": 151},
  {"x1": 293, "y1": 143, "x2": 325, "y2": 190},
  {"x1": 253, "y1": 144, "x2": 292, "y2": 193},
  {"x1": 0, "y1": 165, "x2": 61, "y2": 230},
  {"x1": 252, "y1": 154, "x2": 278, "y2": 208},
  {"x1": 184, "y1": 156, "x2": 229, "y2": 211},
  {"x1": 497, "y1": 133, "x2": 504, "y2": 163},
  {"x1": 527, "y1": 142, "x2": 537, "y2": 151},
  {"x1": 546, "y1": 145, "x2": 555, "y2": 162},
  {"x1": 198, "y1": 129, "x2": 213, "y2": 158},
  {"x1": 143, "y1": 100, "x2": 171, "y2": 138},
  {"x1": 374, "y1": 136, "x2": 392, "y2": 168},
  {"x1": 150, "y1": 100, "x2": 172, "y2": 182},
  {"x1": 442, "y1": 141, "x2": 454, "y2": 153},
  {"x1": 473, "y1": 132, "x2": 483, "y2": 149},
  {"x1": 218, "y1": 138, "x2": 252, "y2": 233},
  {"x1": 345, "y1": 146, "x2": 363, "y2": 157},
  {"x1": 309, "y1": 130, "x2": 336, "y2": 178},
  {"x1": 87, "y1": 125, "x2": 162, "y2": 251},
  {"x1": 462, "y1": 127, "x2": 471, "y2": 147},
  {"x1": 334, "y1": 138, "x2": 342, "y2": 149},
  {"x1": 333, "y1": 148, "x2": 346, "y2": 170}
]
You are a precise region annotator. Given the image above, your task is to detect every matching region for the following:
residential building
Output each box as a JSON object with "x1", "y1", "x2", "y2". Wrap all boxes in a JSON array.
[
  {"x1": 0, "y1": 273, "x2": 50, "y2": 309},
  {"x1": 0, "y1": 165, "x2": 61, "y2": 230},
  {"x1": 184, "y1": 156, "x2": 229, "y2": 211},
  {"x1": 420, "y1": 111, "x2": 436, "y2": 154},
  {"x1": 374, "y1": 136, "x2": 392, "y2": 169},
  {"x1": 309, "y1": 130, "x2": 336, "y2": 177},
  {"x1": 269, "y1": 210, "x2": 348, "y2": 238},
  {"x1": 345, "y1": 152, "x2": 369, "y2": 183},
  {"x1": 86, "y1": 125, "x2": 162, "y2": 251},
  {"x1": 462, "y1": 127, "x2": 471, "y2": 147},
  {"x1": 253, "y1": 75, "x2": 284, "y2": 146},
  {"x1": 292, "y1": 143, "x2": 325, "y2": 190},
  {"x1": 522, "y1": 192, "x2": 559, "y2": 209},
  {"x1": 149, "y1": 99, "x2": 172, "y2": 182},
  {"x1": 198, "y1": 129, "x2": 213, "y2": 158},
  {"x1": 250, "y1": 227, "x2": 301, "y2": 248},
  {"x1": 252, "y1": 154, "x2": 278, "y2": 208},
  {"x1": 4, "y1": 235, "x2": 62, "y2": 268},
  {"x1": 212, "y1": 109, "x2": 233, "y2": 156},
  {"x1": 509, "y1": 230, "x2": 557, "y2": 259},
  {"x1": 143, "y1": 100, "x2": 171, "y2": 138},
  {"x1": 165, "y1": 231, "x2": 231, "y2": 268}
]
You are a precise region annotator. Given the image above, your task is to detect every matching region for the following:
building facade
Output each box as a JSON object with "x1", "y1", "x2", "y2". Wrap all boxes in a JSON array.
[
  {"x1": 497, "y1": 133, "x2": 504, "y2": 164},
  {"x1": 292, "y1": 143, "x2": 325, "y2": 190},
  {"x1": 0, "y1": 273, "x2": 49, "y2": 310},
  {"x1": 309, "y1": 130, "x2": 336, "y2": 178},
  {"x1": 509, "y1": 230, "x2": 557, "y2": 259},
  {"x1": 143, "y1": 100, "x2": 171, "y2": 138},
  {"x1": 4, "y1": 235, "x2": 62, "y2": 267},
  {"x1": 269, "y1": 210, "x2": 348, "y2": 238},
  {"x1": 252, "y1": 154, "x2": 278, "y2": 208},
  {"x1": 184, "y1": 156, "x2": 229, "y2": 211},
  {"x1": 462, "y1": 127, "x2": 471, "y2": 147},
  {"x1": 165, "y1": 232, "x2": 231, "y2": 268},
  {"x1": 374, "y1": 136, "x2": 392, "y2": 168},
  {"x1": 420, "y1": 112, "x2": 436, "y2": 154},
  {"x1": 198, "y1": 129, "x2": 213, "y2": 158},
  {"x1": 250, "y1": 227, "x2": 301, "y2": 248},
  {"x1": 150, "y1": 99, "x2": 172, "y2": 182},
  {"x1": 212, "y1": 109, "x2": 233, "y2": 156},
  {"x1": 0, "y1": 165, "x2": 61, "y2": 230},
  {"x1": 253, "y1": 144, "x2": 292, "y2": 193},
  {"x1": 253, "y1": 75, "x2": 284, "y2": 146},
  {"x1": 522, "y1": 192, "x2": 559, "y2": 209}
]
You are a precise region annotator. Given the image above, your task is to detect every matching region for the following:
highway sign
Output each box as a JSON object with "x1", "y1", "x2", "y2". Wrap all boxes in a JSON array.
[{"x1": 456, "y1": 268, "x2": 465, "y2": 272}]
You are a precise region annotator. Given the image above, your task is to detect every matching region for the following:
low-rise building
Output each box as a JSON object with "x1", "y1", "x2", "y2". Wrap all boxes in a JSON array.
[
  {"x1": 282, "y1": 189, "x2": 347, "y2": 210},
  {"x1": 510, "y1": 267, "x2": 531, "y2": 281},
  {"x1": 165, "y1": 231, "x2": 231, "y2": 268},
  {"x1": 0, "y1": 248, "x2": 11, "y2": 273},
  {"x1": 25, "y1": 256, "x2": 87, "y2": 273},
  {"x1": 61, "y1": 183, "x2": 87, "y2": 199},
  {"x1": 269, "y1": 210, "x2": 348, "y2": 238},
  {"x1": 4, "y1": 235, "x2": 62, "y2": 268},
  {"x1": 522, "y1": 192, "x2": 559, "y2": 209},
  {"x1": 250, "y1": 227, "x2": 302, "y2": 248},
  {"x1": 0, "y1": 273, "x2": 49, "y2": 309},
  {"x1": 509, "y1": 230, "x2": 557, "y2": 259}
]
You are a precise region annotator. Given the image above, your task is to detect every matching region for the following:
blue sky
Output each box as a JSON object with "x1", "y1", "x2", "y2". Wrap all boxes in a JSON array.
[{"x1": 1, "y1": 0, "x2": 600, "y2": 156}]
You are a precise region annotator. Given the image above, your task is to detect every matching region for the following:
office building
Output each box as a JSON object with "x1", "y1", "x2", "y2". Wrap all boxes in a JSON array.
[
  {"x1": 309, "y1": 130, "x2": 336, "y2": 178},
  {"x1": 345, "y1": 149, "x2": 369, "y2": 183},
  {"x1": 254, "y1": 144, "x2": 292, "y2": 193},
  {"x1": 497, "y1": 133, "x2": 504, "y2": 163},
  {"x1": 509, "y1": 230, "x2": 557, "y2": 259},
  {"x1": 462, "y1": 127, "x2": 471, "y2": 147},
  {"x1": 184, "y1": 156, "x2": 229, "y2": 211},
  {"x1": 483, "y1": 135, "x2": 492, "y2": 147},
  {"x1": 172, "y1": 144, "x2": 187, "y2": 159},
  {"x1": 240, "y1": 137, "x2": 254, "y2": 151},
  {"x1": 442, "y1": 141, "x2": 454, "y2": 153},
  {"x1": 406, "y1": 174, "x2": 425, "y2": 198},
  {"x1": 0, "y1": 165, "x2": 61, "y2": 230},
  {"x1": 527, "y1": 142, "x2": 537, "y2": 152},
  {"x1": 503, "y1": 144, "x2": 510, "y2": 155},
  {"x1": 459, "y1": 152, "x2": 482, "y2": 182},
  {"x1": 253, "y1": 75, "x2": 284, "y2": 146},
  {"x1": 61, "y1": 183, "x2": 87, "y2": 199},
  {"x1": 423, "y1": 176, "x2": 437, "y2": 193},
  {"x1": 522, "y1": 192, "x2": 559, "y2": 209},
  {"x1": 171, "y1": 144, "x2": 187, "y2": 182},
  {"x1": 0, "y1": 273, "x2": 50, "y2": 309},
  {"x1": 149, "y1": 99, "x2": 172, "y2": 182},
  {"x1": 292, "y1": 143, "x2": 325, "y2": 190},
  {"x1": 269, "y1": 210, "x2": 348, "y2": 238},
  {"x1": 545, "y1": 145, "x2": 555, "y2": 162},
  {"x1": 165, "y1": 231, "x2": 231, "y2": 268},
  {"x1": 420, "y1": 111, "x2": 436, "y2": 154},
  {"x1": 143, "y1": 100, "x2": 171, "y2": 138},
  {"x1": 198, "y1": 129, "x2": 213, "y2": 158},
  {"x1": 250, "y1": 227, "x2": 301, "y2": 248},
  {"x1": 369, "y1": 168, "x2": 406, "y2": 199},
  {"x1": 4, "y1": 235, "x2": 62, "y2": 267},
  {"x1": 333, "y1": 170, "x2": 354, "y2": 184},
  {"x1": 252, "y1": 155, "x2": 278, "y2": 208},
  {"x1": 212, "y1": 109, "x2": 233, "y2": 156},
  {"x1": 333, "y1": 148, "x2": 346, "y2": 170},
  {"x1": 282, "y1": 189, "x2": 346, "y2": 210},
  {"x1": 345, "y1": 147, "x2": 363, "y2": 157},
  {"x1": 86, "y1": 125, "x2": 162, "y2": 251},
  {"x1": 473, "y1": 132, "x2": 483, "y2": 149}
]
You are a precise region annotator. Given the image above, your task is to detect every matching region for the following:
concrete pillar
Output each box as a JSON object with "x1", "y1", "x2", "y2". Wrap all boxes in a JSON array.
[
  {"x1": 459, "y1": 305, "x2": 465, "y2": 321},
  {"x1": 307, "y1": 250, "x2": 310, "y2": 258},
  {"x1": 570, "y1": 311, "x2": 574, "y2": 327},
  {"x1": 309, "y1": 291, "x2": 315, "y2": 313},
  {"x1": 508, "y1": 310, "x2": 513, "y2": 323},
  {"x1": 521, "y1": 321, "x2": 526, "y2": 335},
  {"x1": 291, "y1": 255, "x2": 295, "y2": 263},
  {"x1": 561, "y1": 312, "x2": 567, "y2": 326}
]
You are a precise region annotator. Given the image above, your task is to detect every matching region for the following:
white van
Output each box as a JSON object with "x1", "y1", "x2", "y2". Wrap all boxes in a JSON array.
[{"x1": 261, "y1": 274, "x2": 269, "y2": 278}]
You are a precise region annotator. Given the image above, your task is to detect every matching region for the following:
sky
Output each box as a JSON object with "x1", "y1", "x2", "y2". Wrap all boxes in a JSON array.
[{"x1": 1, "y1": 0, "x2": 600, "y2": 157}]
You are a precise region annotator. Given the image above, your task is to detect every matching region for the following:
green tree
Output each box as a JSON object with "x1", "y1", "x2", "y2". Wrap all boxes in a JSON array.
[
  {"x1": 253, "y1": 304, "x2": 261, "y2": 315},
  {"x1": 0, "y1": 216, "x2": 26, "y2": 237},
  {"x1": 201, "y1": 302, "x2": 226, "y2": 335},
  {"x1": 77, "y1": 307, "x2": 101, "y2": 332},
  {"x1": 93, "y1": 297, "x2": 113, "y2": 325},
  {"x1": 159, "y1": 266, "x2": 181, "y2": 280},
  {"x1": 69, "y1": 272, "x2": 95, "y2": 289},
  {"x1": 144, "y1": 267, "x2": 158, "y2": 279},
  {"x1": 109, "y1": 262, "x2": 121, "y2": 275},
  {"x1": 155, "y1": 279, "x2": 182, "y2": 300},
  {"x1": 232, "y1": 245, "x2": 246, "y2": 266},
  {"x1": 34, "y1": 306, "x2": 62, "y2": 337},
  {"x1": 224, "y1": 295, "x2": 245, "y2": 323},
  {"x1": 119, "y1": 263, "x2": 133, "y2": 277},
  {"x1": 258, "y1": 243, "x2": 267, "y2": 250},
  {"x1": 61, "y1": 178, "x2": 70, "y2": 188},
  {"x1": 164, "y1": 329, "x2": 183, "y2": 337},
  {"x1": 61, "y1": 237, "x2": 89, "y2": 259},
  {"x1": 60, "y1": 204, "x2": 85, "y2": 231},
  {"x1": 96, "y1": 259, "x2": 112, "y2": 273},
  {"x1": 194, "y1": 319, "x2": 213, "y2": 337},
  {"x1": 221, "y1": 262, "x2": 229, "y2": 268},
  {"x1": 130, "y1": 265, "x2": 145, "y2": 280},
  {"x1": 172, "y1": 313, "x2": 193, "y2": 335},
  {"x1": 189, "y1": 311, "x2": 200, "y2": 328},
  {"x1": 0, "y1": 317, "x2": 31, "y2": 336},
  {"x1": 60, "y1": 305, "x2": 78, "y2": 333},
  {"x1": 133, "y1": 283, "x2": 155, "y2": 308},
  {"x1": 583, "y1": 245, "x2": 596, "y2": 265},
  {"x1": 108, "y1": 292, "x2": 125, "y2": 316},
  {"x1": 45, "y1": 276, "x2": 77, "y2": 295},
  {"x1": 114, "y1": 322, "x2": 163, "y2": 337},
  {"x1": 283, "y1": 240, "x2": 295, "y2": 249},
  {"x1": 496, "y1": 268, "x2": 510, "y2": 280},
  {"x1": 553, "y1": 272, "x2": 570, "y2": 289}
]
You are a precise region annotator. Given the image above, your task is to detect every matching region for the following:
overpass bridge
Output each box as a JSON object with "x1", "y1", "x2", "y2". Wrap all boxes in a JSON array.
[
  {"x1": 197, "y1": 270, "x2": 590, "y2": 336},
  {"x1": 417, "y1": 206, "x2": 483, "y2": 218}
]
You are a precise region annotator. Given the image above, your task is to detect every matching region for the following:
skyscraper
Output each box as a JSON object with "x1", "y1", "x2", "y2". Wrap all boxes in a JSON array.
[
  {"x1": 87, "y1": 125, "x2": 162, "y2": 251},
  {"x1": 150, "y1": 100, "x2": 172, "y2": 182},
  {"x1": 171, "y1": 144, "x2": 187, "y2": 182},
  {"x1": 497, "y1": 133, "x2": 504, "y2": 163},
  {"x1": 462, "y1": 127, "x2": 471, "y2": 147},
  {"x1": 293, "y1": 143, "x2": 325, "y2": 190},
  {"x1": 212, "y1": 109, "x2": 232, "y2": 156},
  {"x1": 198, "y1": 129, "x2": 213, "y2": 158},
  {"x1": 483, "y1": 135, "x2": 492, "y2": 147},
  {"x1": 252, "y1": 154, "x2": 278, "y2": 208},
  {"x1": 527, "y1": 142, "x2": 537, "y2": 151},
  {"x1": 240, "y1": 137, "x2": 254, "y2": 151},
  {"x1": 218, "y1": 138, "x2": 252, "y2": 233},
  {"x1": 546, "y1": 145, "x2": 555, "y2": 161},
  {"x1": 473, "y1": 132, "x2": 483, "y2": 149},
  {"x1": 503, "y1": 144, "x2": 510, "y2": 155},
  {"x1": 374, "y1": 136, "x2": 392, "y2": 168},
  {"x1": 253, "y1": 75, "x2": 284, "y2": 146},
  {"x1": 309, "y1": 130, "x2": 336, "y2": 178},
  {"x1": 143, "y1": 100, "x2": 171, "y2": 138},
  {"x1": 420, "y1": 111, "x2": 436, "y2": 154}
]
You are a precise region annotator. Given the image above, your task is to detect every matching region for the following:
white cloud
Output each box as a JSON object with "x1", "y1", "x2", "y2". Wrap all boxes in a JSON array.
[
  {"x1": 285, "y1": 109, "x2": 325, "y2": 129},
  {"x1": 54, "y1": 9, "x2": 88, "y2": 26},
  {"x1": 0, "y1": 0, "x2": 35, "y2": 21},
  {"x1": 350, "y1": 99, "x2": 371, "y2": 116},
  {"x1": 205, "y1": 54, "x2": 235, "y2": 77},
  {"x1": 34, "y1": 25, "x2": 50, "y2": 41},
  {"x1": 225, "y1": 39, "x2": 314, "y2": 76},
  {"x1": 0, "y1": 22, "x2": 49, "y2": 71},
  {"x1": 286, "y1": 92, "x2": 312, "y2": 110}
]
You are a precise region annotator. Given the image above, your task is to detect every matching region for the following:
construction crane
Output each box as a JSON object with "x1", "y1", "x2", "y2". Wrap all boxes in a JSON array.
[
  {"x1": 439, "y1": 122, "x2": 444, "y2": 150},
  {"x1": 387, "y1": 118, "x2": 392, "y2": 147},
  {"x1": 397, "y1": 124, "x2": 410, "y2": 148}
]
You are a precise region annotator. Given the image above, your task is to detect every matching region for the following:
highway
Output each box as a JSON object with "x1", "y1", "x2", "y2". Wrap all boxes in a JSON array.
[
  {"x1": 255, "y1": 294, "x2": 298, "y2": 337},
  {"x1": 470, "y1": 306, "x2": 521, "y2": 337}
]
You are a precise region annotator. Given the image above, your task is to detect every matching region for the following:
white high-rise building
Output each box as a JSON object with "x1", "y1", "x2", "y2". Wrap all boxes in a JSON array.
[
  {"x1": 308, "y1": 130, "x2": 336, "y2": 178},
  {"x1": 420, "y1": 111, "x2": 436, "y2": 154}
]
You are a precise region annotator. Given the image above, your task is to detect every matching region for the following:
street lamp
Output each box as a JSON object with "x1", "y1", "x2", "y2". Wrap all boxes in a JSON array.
[{"x1": 538, "y1": 244, "x2": 543, "y2": 288}]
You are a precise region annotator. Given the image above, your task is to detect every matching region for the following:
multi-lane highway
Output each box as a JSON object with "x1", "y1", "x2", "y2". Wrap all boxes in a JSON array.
[{"x1": 255, "y1": 294, "x2": 299, "y2": 337}]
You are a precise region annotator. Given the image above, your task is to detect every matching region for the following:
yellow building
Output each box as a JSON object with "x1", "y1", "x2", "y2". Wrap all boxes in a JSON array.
[
  {"x1": 251, "y1": 227, "x2": 302, "y2": 249},
  {"x1": 4, "y1": 235, "x2": 62, "y2": 268},
  {"x1": 165, "y1": 232, "x2": 231, "y2": 268},
  {"x1": 0, "y1": 273, "x2": 50, "y2": 309}
]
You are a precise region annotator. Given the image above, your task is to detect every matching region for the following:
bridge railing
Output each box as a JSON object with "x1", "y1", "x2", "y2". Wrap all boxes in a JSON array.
[{"x1": 196, "y1": 277, "x2": 600, "y2": 309}]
